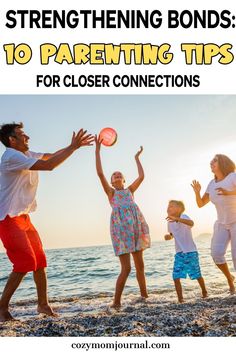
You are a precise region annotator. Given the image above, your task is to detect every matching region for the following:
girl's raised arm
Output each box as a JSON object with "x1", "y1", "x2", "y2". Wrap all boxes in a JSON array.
[
  {"x1": 128, "y1": 146, "x2": 145, "y2": 194},
  {"x1": 95, "y1": 135, "x2": 114, "y2": 199}
]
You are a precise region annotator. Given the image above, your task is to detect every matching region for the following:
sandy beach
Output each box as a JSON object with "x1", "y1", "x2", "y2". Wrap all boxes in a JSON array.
[{"x1": 1, "y1": 289, "x2": 236, "y2": 337}]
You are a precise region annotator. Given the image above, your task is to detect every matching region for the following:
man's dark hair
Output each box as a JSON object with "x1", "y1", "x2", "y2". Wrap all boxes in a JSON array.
[{"x1": 0, "y1": 122, "x2": 23, "y2": 147}]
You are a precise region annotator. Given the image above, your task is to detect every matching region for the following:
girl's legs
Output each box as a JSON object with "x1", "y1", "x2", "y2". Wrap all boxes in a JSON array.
[
  {"x1": 174, "y1": 279, "x2": 184, "y2": 303},
  {"x1": 211, "y1": 222, "x2": 235, "y2": 294},
  {"x1": 113, "y1": 253, "x2": 131, "y2": 307},
  {"x1": 132, "y1": 250, "x2": 148, "y2": 298},
  {"x1": 197, "y1": 277, "x2": 208, "y2": 297}
]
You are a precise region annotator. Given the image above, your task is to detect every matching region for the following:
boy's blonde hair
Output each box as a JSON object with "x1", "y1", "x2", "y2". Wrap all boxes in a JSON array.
[{"x1": 169, "y1": 200, "x2": 185, "y2": 213}]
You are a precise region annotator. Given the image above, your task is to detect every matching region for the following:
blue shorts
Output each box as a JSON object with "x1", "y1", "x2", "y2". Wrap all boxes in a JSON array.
[{"x1": 173, "y1": 251, "x2": 202, "y2": 280}]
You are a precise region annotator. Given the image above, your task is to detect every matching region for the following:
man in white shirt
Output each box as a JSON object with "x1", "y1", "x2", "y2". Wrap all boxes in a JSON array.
[{"x1": 0, "y1": 122, "x2": 93, "y2": 322}]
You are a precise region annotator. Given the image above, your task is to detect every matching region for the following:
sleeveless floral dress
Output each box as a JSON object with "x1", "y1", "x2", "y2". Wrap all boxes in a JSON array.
[{"x1": 110, "y1": 188, "x2": 150, "y2": 256}]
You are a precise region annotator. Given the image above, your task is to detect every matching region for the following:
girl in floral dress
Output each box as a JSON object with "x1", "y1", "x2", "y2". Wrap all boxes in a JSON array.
[{"x1": 95, "y1": 136, "x2": 150, "y2": 308}]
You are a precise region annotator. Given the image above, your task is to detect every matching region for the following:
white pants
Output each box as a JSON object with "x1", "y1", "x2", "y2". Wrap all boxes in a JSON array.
[{"x1": 211, "y1": 221, "x2": 236, "y2": 270}]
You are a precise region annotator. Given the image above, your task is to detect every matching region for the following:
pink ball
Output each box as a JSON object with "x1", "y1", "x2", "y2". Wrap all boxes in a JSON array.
[{"x1": 99, "y1": 127, "x2": 118, "y2": 147}]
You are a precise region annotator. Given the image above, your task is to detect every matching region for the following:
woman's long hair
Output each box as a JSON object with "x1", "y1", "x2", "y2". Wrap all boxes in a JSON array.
[{"x1": 215, "y1": 154, "x2": 235, "y2": 177}]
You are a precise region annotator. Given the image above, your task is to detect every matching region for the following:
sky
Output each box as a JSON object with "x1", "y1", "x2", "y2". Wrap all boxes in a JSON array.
[{"x1": 0, "y1": 95, "x2": 235, "y2": 250}]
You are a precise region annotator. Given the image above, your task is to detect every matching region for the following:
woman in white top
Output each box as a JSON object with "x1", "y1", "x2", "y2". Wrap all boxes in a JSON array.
[{"x1": 191, "y1": 154, "x2": 236, "y2": 295}]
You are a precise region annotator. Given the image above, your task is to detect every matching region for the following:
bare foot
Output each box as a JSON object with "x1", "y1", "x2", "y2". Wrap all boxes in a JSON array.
[
  {"x1": 178, "y1": 298, "x2": 184, "y2": 304},
  {"x1": 37, "y1": 304, "x2": 58, "y2": 317},
  {"x1": 0, "y1": 309, "x2": 16, "y2": 322},
  {"x1": 202, "y1": 291, "x2": 208, "y2": 298},
  {"x1": 228, "y1": 274, "x2": 235, "y2": 295},
  {"x1": 134, "y1": 296, "x2": 148, "y2": 304},
  {"x1": 109, "y1": 302, "x2": 121, "y2": 310}
]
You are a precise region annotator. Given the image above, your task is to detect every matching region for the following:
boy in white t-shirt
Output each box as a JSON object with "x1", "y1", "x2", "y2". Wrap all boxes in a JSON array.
[{"x1": 164, "y1": 200, "x2": 208, "y2": 303}]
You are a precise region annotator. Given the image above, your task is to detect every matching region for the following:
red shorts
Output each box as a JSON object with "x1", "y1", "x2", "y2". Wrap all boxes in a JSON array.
[{"x1": 0, "y1": 214, "x2": 47, "y2": 273}]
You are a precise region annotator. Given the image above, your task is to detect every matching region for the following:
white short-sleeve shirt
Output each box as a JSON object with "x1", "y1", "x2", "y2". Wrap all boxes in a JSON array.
[
  {"x1": 205, "y1": 172, "x2": 236, "y2": 225},
  {"x1": 0, "y1": 147, "x2": 43, "y2": 220},
  {"x1": 168, "y1": 214, "x2": 197, "y2": 254}
]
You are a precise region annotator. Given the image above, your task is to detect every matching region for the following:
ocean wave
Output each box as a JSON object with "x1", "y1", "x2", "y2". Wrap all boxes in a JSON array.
[{"x1": 1, "y1": 240, "x2": 235, "y2": 304}]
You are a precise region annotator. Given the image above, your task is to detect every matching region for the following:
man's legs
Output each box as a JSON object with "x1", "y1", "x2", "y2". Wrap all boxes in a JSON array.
[
  {"x1": 0, "y1": 215, "x2": 55, "y2": 321},
  {"x1": 0, "y1": 271, "x2": 26, "y2": 322},
  {"x1": 0, "y1": 268, "x2": 55, "y2": 321},
  {"x1": 27, "y1": 218, "x2": 55, "y2": 316},
  {"x1": 0, "y1": 216, "x2": 32, "y2": 322},
  {"x1": 33, "y1": 268, "x2": 55, "y2": 315}
]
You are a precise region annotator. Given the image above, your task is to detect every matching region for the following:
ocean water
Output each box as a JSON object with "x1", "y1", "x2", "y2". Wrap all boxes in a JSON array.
[{"x1": 0, "y1": 238, "x2": 235, "y2": 303}]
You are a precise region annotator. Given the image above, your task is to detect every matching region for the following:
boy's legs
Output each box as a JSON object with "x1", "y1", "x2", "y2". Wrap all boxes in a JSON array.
[
  {"x1": 174, "y1": 279, "x2": 184, "y2": 303},
  {"x1": 113, "y1": 253, "x2": 131, "y2": 307},
  {"x1": 197, "y1": 277, "x2": 208, "y2": 298},
  {"x1": 173, "y1": 252, "x2": 185, "y2": 303},
  {"x1": 187, "y1": 251, "x2": 208, "y2": 297},
  {"x1": 132, "y1": 250, "x2": 148, "y2": 299}
]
